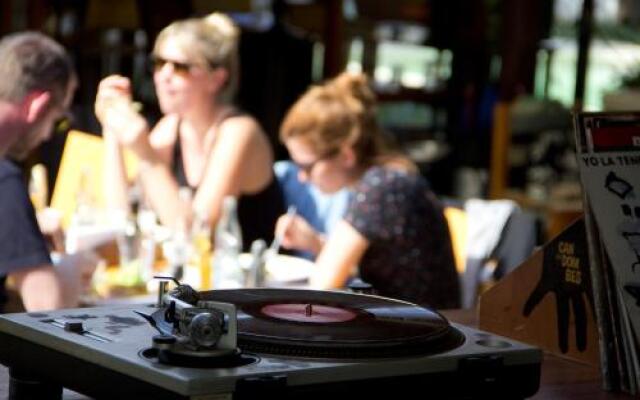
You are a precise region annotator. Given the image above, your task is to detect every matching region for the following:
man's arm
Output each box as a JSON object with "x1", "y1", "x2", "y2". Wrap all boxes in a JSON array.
[
  {"x1": 10, "y1": 249, "x2": 99, "y2": 311},
  {"x1": 10, "y1": 264, "x2": 64, "y2": 311}
]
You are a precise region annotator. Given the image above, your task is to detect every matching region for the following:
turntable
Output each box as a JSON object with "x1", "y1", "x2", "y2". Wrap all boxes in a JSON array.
[{"x1": 0, "y1": 280, "x2": 542, "y2": 399}]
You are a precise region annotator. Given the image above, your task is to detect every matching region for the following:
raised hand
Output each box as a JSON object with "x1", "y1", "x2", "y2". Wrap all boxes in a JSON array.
[
  {"x1": 95, "y1": 75, "x2": 132, "y2": 125},
  {"x1": 275, "y1": 213, "x2": 323, "y2": 255},
  {"x1": 95, "y1": 75, "x2": 149, "y2": 155}
]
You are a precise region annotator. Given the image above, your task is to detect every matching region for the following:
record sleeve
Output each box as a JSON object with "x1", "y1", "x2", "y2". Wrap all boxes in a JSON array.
[{"x1": 574, "y1": 111, "x2": 640, "y2": 394}]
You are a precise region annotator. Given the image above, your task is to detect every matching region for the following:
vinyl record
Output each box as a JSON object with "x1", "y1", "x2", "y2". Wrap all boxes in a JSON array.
[{"x1": 201, "y1": 288, "x2": 465, "y2": 358}]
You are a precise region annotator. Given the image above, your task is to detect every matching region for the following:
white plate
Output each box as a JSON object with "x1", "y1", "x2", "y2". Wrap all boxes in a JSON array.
[{"x1": 265, "y1": 254, "x2": 313, "y2": 283}]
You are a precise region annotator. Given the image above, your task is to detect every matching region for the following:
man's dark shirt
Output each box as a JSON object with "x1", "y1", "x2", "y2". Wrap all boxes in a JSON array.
[{"x1": 0, "y1": 159, "x2": 51, "y2": 311}]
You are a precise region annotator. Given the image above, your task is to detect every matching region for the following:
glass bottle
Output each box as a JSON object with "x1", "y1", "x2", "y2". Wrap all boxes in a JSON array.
[
  {"x1": 116, "y1": 210, "x2": 142, "y2": 286},
  {"x1": 162, "y1": 187, "x2": 193, "y2": 282},
  {"x1": 213, "y1": 196, "x2": 243, "y2": 288},
  {"x1": 136, "y1": 189, "x2": 157, "y2": 286},
  {"x1": 65, "y1": 166, "x2": 96, "y2": 254},
  {"x1": 74, "y1": 166, "x2": 96, "y2": 226},
  {"x1": 191, "y1": 206, "x2": 212, "y2": 290}
]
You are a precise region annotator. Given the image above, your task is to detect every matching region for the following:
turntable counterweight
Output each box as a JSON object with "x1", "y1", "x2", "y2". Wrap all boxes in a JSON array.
[{"x1": 180, "y1": 308, "x2": 225, "y2": 347}]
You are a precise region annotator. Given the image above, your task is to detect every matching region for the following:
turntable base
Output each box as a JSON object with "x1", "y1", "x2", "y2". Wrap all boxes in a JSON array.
[{"x1": 0, "y1": 289, "x2": 542, "y2": 399}]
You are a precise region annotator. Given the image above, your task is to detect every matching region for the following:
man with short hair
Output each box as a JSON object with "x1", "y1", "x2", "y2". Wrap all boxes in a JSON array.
[{"x1": 0, "y1": 31, "x2": 81, "y2": 311}]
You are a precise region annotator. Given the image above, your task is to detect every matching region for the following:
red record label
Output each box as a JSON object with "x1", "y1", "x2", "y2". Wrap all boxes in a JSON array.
[{"x1": 261, "y1": 303, "x2": 358, "y2": 323}]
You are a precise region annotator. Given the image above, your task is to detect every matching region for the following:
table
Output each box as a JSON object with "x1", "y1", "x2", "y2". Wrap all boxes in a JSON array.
[
  {"x1": 442, "y1": 309, "x2": 633, "y2": 399},
  {"x1": 0, "y1": 308, "x2": 634, "y2": 399}
]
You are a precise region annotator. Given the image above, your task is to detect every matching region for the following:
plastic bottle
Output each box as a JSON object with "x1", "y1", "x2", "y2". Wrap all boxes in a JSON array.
[{"x1": 213, "y1": 196, "x2": 243, "y2": 288}]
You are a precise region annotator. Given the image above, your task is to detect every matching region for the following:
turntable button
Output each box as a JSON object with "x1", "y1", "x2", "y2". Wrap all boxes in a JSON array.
[{"x1": 63, "y1": 321, "x2": 84, "y2": 333}]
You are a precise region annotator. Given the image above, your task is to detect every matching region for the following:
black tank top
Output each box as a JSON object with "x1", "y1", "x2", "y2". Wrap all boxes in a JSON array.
[{"x1": 171, "y1": 115, "x2": 284, "y2": 251}]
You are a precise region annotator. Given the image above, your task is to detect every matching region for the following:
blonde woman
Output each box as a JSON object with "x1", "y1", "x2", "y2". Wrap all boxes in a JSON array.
[
  {"x1": 96, "y1": 13, "x2": 283, "y2": 249},
  {"x1": 275, "y1": 72, "x2": 460, "y2": 309}
]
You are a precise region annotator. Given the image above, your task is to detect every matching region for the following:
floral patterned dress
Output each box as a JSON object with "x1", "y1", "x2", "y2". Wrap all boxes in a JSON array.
[{"x1": 344, "y1": 166, "x2": 460, "y2": 309}]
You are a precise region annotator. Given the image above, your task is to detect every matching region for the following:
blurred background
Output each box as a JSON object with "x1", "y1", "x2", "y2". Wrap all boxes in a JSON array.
[{"x1": 2, "y1": 0, "x2": 639, "y2": 239}]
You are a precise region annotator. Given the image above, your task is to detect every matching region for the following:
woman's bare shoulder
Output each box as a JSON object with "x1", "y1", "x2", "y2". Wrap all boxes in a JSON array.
[{"x1": 217, "y1": 113, "x2": 263, "y2": 140}]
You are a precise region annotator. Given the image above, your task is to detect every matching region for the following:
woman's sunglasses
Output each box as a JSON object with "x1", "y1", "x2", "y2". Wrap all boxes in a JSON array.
[
  {"x1": 295, "y1": 149, "x2": 339, "y2": 175},
  {"x1": 150, "y1": 55, "x2": 198, "y2": 75}
]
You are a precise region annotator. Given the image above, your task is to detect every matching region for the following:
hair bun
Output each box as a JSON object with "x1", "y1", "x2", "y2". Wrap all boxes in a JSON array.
[
  {"x1": 329, "y1": 72, "x2": 376, "y2": 109},
  {"x1": 204, "y1": 12, "x2": 239, "y2": 43}
]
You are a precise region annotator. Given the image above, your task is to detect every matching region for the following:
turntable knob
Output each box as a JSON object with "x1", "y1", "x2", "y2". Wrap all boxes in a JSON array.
[{"x1": 152, "y1": 334, "x2": 177, "y2": 350}]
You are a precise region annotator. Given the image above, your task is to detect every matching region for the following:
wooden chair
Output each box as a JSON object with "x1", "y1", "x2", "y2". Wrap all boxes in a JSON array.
[
  {"x1": 51, "y1": 130, "x2": 138, "y2": 229},
  {"x1": 444, "y1": 206, "x2": 468, "y2": 275}
]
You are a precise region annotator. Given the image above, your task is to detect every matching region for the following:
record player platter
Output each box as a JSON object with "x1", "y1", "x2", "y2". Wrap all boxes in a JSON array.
[
  {"x1": 0, "y1": 287, "x2": 542, "y2": 399},
  {"x1": 202, "y1": 288, "x2": 465, "y2": 358}
]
